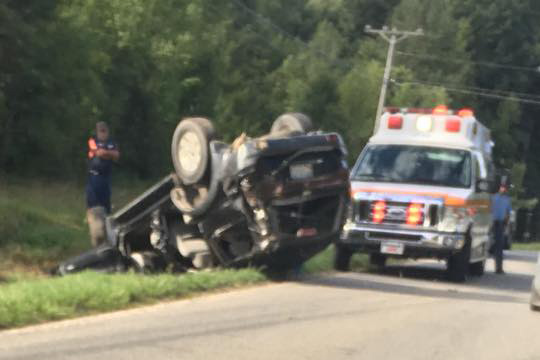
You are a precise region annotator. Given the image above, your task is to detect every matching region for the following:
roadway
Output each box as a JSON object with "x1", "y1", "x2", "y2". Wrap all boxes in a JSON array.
[{"x1": 1, "y1": 250, "x2": 538, "y2": 360}]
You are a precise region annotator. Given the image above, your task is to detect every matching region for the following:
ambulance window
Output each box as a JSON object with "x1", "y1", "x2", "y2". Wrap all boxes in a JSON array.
[{"x1": 351, "y1": 145, "x2": 472, "y2": 188}]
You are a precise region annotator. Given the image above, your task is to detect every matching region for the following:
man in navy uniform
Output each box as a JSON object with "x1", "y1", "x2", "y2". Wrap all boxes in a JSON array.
[
  {"x1": 491, "y1": 183, "x2": 512, "y2": 274},
  {"x1": 86, "y1": 121, "x2": 120, "y2": 246}
]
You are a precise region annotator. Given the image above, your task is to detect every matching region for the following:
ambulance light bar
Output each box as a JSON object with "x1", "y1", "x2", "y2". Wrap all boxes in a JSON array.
[{"x1": 384, "y1": 106, "x2": 474, "y2": 118}]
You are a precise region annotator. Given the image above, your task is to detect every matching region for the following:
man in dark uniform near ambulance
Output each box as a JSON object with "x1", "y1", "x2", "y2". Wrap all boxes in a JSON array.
[
  {"x1": 491, "y1": 183, "x2": 512, "y2": 274},
  {"x1": 86, "y1": 121, "x2": 120, "y2": 246}
]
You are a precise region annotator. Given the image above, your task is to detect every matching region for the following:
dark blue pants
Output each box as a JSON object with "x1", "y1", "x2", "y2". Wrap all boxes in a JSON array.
[
  {"x1": 86, "y1": 174, "x2": 111, "y2": 213},
  {"x1": 493, "y1": 221, "x2": 505, "y2": 272}
]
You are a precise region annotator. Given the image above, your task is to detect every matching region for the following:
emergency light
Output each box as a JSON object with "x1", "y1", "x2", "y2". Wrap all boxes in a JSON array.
[
  {"x1": 372, "y1": 201, "x2": 386, "y2": 223},
  {"x1": 416, "y1": 115, "x2": 433, "y2": 132},
  {"x1": 388, "y1": 115, "x2": 403, "y2": 129},
  {"x1": 445, "y1": 117, "x2": 461, "y2": 132},
  {"x1": 406, "y1": 203, "x2": 423, "y2": 225},
  {"x1": 432, "y1": 105, "x2": 449, "y2": 115},
  {"x1": 458, "y1": 108, "x2": 474, "y2": 117}
]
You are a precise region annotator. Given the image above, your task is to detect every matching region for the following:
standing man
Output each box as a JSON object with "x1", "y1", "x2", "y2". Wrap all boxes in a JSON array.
[
  {"x1": 491, "y1": 184, "x2": 512, "y2": 274},
  {"x1": 86, "y1": 121, "x2": 120, "y2": 246}
]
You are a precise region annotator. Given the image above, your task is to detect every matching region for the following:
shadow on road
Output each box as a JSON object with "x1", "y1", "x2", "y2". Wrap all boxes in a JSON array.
[
  {"x1": 376, "y1": 262, "x2": 534, "y2": 294},
  {"x1": 303, "y1": 272, "x2": 528, "y2": 305}
]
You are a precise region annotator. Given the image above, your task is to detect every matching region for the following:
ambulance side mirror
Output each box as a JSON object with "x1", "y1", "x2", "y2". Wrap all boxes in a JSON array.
[{"x1": 476, "y1": 179, "x2": 490, "y2": 193}]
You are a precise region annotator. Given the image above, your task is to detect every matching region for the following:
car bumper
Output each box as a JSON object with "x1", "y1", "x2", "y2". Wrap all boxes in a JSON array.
[{"x1": 337, "y1": 223, "x2": 465, "y2": 259}]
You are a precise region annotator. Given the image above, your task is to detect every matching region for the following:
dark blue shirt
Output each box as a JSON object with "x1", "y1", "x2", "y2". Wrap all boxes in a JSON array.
[
  {"x1": 491, "y1": 193, "x2": 512, "y2": 221},
  {"x1": 88, "y1": 137, "x2": 117, "y2": 177}
]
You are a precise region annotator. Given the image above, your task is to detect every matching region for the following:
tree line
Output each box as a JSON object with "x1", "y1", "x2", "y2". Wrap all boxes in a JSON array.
[{"x1": 1, "y1": 0, "x2": 540, "y2": 199}]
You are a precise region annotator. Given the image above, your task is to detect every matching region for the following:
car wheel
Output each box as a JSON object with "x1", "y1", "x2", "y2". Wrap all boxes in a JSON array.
[
  {"x1": 171, "y1": 117, "x2": 215, "y2": 185},
  {"x1": 369, "y1": 253, "x2": 387, "y2": 270},
  {"x1": 334, "y1": 245, "x2": 353, "y2": 272},
  {"x1": 447, "y1": 234, "x2": 471, "y2": 282},
  {"x1": 270, "y1": 112, "x2": 313, "y2": 137},
  {"x1": 469, "y1": 260, "x2": 485, "y2": 276}
]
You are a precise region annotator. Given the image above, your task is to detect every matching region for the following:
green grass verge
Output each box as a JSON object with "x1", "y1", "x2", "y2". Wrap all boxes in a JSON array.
[
  {"x1": 0, "y1": 247, "x2": 368, "y2": 330},
  {"x1": 0, "y1": 269, "x2": 266, "y2": 329},
  {"x1": 512, "y1": 242, "x2": 540, "y2": 252}
]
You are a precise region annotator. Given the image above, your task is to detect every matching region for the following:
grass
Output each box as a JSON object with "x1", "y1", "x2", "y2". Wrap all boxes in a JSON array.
[
  {"x1": 0, "y1": 248, "x2": 367, "y2": 329},
  {"x1": 513, "y1": 242, "x2": 540, "y2": 252},
  {"x1": 0, "y1": 269, "x2": 266, "y2": 329},
  {"x1": 0, "y1": 176, "x2": 369, "y2": 329},
  {"x1": 0, "y1": 176, "x2": 152, "y2": 273}
]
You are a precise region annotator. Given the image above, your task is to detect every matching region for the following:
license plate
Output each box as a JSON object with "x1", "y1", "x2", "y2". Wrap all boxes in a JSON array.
[
  {"x1": 290, "y1": 163, "x2": 314, "y2": 180},
  {"x1": 380, "y1": 242, "x2": 404, "y2": 255}
]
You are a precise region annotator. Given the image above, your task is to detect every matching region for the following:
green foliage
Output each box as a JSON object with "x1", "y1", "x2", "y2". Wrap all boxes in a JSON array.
[{"x1": 1, "y1": 0, "x2": 540, "y2": 197}]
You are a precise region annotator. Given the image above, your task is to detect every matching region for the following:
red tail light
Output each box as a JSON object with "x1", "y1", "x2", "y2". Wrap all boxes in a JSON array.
[
  {"x1": 406, "y1": 203, "x2": 423, "y2": 225},
  {"x1": 372, "y1": 201, "x2": 386, "y2": 223},
  {"x1": 445, "y1": 117, "x2": 461, "y2": 132},
  {"x1": 388, "y1": 115, "x2": 403, "y2": 129},
  {"x1": 325, "y1": 134, "x2": 339, "y2": 143}
]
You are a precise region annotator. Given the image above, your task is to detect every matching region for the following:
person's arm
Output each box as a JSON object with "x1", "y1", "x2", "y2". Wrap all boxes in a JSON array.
[
  {"x1": 96, "y1": 144, "x2": 120, "y2": 161},
  {"x1": 504, "y1": 197, "x2": 512, "y2": 226}
]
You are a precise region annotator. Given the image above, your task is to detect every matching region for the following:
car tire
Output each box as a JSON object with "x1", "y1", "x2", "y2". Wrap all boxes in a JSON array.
[
  {"x1": 334, "y1": 245, "x2": 353, "y2": 272},
  {"x1": 369, "y1": 253, "x2": 387, "y2": 270},
  {"x1": 270, "y1": 112, "x2": 313, "y2": 137},
  {"x1": 171, "y1": 117, "x2": 215, "y2": 185},
  {"x1": 469, "y1": 260, "x2": 485, "y2": 276},
  {"x1": 447, "y1": 235, "x2": 471, "y2": 282}
]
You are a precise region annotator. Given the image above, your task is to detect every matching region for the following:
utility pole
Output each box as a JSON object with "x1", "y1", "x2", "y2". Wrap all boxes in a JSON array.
[{"x1": 365, "y1": 25, "x2": 424, "y2": 132}]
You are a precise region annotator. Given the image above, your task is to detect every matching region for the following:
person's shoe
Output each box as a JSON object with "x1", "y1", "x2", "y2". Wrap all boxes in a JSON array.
[{"x1": 495, "y1": 269, "x2": 505, "y2": 274}]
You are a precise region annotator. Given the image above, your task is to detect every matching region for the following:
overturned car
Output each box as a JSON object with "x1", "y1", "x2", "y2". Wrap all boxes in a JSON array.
[{"x1": 57, "y1": 114, "x2": 349, "y2": 274}]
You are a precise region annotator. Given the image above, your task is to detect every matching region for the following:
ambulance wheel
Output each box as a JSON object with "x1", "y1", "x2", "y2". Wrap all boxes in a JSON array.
[
  {"x1": 171, "y1": 117, "x2": 215, "y2": 185},
  {"x1": 270, "y1": 113, "x2": 313, "y2": 137},
  {"x1": 369, "y1": 254, "x2": 387, "y2": 270},
  {"x1": 334, "y1": 245, "x2": 353, "y2": 272},
  {"x1": 469, "y1": 260, "x2": 485, "y2": 276},
  {"x1": 447, "y1": 235, "x2": 471, "y2": 282}
]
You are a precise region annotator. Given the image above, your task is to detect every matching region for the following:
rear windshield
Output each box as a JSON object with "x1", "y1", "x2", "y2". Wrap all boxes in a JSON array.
[{"x1": 351, "y1": 145, "x2": 472, "y2": 188}]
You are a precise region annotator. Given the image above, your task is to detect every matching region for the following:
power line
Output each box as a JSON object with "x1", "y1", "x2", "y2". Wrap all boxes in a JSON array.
[
  {"x1": 365, "y1": 25, "x2": 424, "y2": 130},
  {"x1": 396, "y1": 50, "x2": 540, "y2": 73},
  {"x1": 390, "y1": 74, "x2": 540, "y2": 101},
  {"x1": 391, "y1": 78, "x2": 540, "y2": 106}
]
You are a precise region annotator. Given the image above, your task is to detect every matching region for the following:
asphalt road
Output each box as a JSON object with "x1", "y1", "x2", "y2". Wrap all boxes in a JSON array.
[{"x1": 1, "y1": 250, "x2": 539, "y2": 360}]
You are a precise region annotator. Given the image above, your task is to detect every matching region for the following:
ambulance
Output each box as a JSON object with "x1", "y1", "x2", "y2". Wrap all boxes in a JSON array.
[{"x1": 336, "y1": 105, "x2": 494, "y2": 281}]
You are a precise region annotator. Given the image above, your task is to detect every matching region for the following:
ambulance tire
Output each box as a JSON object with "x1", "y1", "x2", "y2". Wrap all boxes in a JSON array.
[
  {"x1": 171, "y1": 118, "x2": 215, "y2": 185},
  {"x1": 334, "y1": 245, "x2": 353, "y2": 272},
  {"x1": 447, "y1": 234, "x2": 472, "y2": 282},
  {"x1": 270, "y1": 113, "x2": 313, "y2": 137},
  {"x1": 469, "y1": 260, "x2": 485, "y2": 276},
  {"x1": 369, "y1": 254, "x2": 387, "y2": 270}
]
